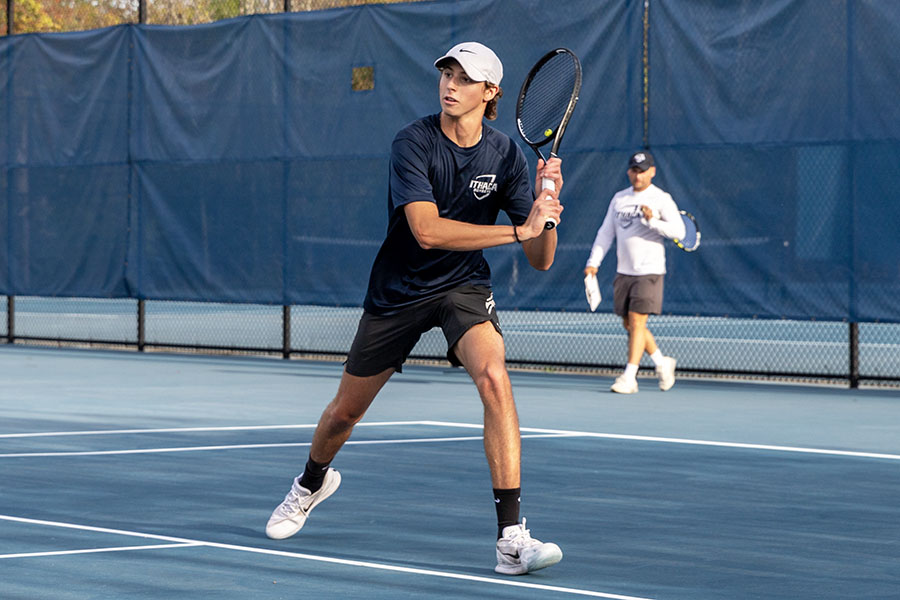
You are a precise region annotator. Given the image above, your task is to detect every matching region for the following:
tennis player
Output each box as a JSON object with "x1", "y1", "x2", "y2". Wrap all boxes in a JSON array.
[
  {"x1": 267, "y1": 42, "x2": 564, "y2": 575},
  {"x1": 584, "y1": 151, "x2": 684, "y2": 394}
]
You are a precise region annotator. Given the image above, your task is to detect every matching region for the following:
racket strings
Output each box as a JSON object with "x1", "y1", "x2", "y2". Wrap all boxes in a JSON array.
[
  {"x1": 682, "y1": 224, "x2": 698, "y2": 247},
  {"x1": 678, "y1": 213, "x2": 700, "y2": 251},
  {"x1": 518, "y1": 55, "x2": 579, "y2": 144}
]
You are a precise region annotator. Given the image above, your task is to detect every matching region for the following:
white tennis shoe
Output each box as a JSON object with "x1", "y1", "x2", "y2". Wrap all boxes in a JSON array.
[
  {"x1": 266, "y1": 468, "x2": 341, "y2": 540},
  {"x1": 656, "y1": 356, "x2": 676, "y2": 391},
  {"x1": 495, "y1": 518, "x2": 563, "y2": 575},
  {"x1": 610, "y1": 374, "x2": 638, "y2": 394}
]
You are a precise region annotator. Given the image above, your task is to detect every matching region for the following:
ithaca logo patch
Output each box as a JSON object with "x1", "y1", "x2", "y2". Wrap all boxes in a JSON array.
[{"x1": 470, "y1": 174, "x2": 498, "y2": 200}]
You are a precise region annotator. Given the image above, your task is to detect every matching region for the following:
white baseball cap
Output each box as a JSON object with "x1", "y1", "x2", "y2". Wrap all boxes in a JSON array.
[{"x1": 434, "y1": 42, "x2": 503, "y2": 86}]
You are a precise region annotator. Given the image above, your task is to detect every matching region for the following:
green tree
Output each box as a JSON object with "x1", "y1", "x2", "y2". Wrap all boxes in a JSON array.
[
  {"x1": 10, "y1": 0, "x2": 136, "y2": 34},
  {"x1": 12, "y1": 0, "x2": 61, "y2": 33},
  {"x1": 5, "y1": 0, "x2": 426, "y2": 33}
]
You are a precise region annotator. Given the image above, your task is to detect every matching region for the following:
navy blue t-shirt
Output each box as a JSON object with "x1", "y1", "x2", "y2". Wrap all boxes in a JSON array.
[{"x1": 363, "y1": 114, "x2": 534, "y2": 315}]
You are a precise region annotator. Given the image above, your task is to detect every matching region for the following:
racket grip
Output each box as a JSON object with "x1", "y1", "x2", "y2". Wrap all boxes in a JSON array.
[{"x1": 541, "y1": 177, "x2": 557, "y2": 230}]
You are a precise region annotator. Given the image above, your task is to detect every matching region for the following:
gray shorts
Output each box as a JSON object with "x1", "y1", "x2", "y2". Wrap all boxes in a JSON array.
[
  {"x1": 345, "y1": 285, "x2": 501, "y2": 377},
  {"x1": 613, "y1": 274, "x2": 664, "y2": 316}
]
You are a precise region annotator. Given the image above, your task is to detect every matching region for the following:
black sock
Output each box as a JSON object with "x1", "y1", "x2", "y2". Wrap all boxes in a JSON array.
[
  {"x1": 298, "y1": 456, "x2": 330, "y2": 493},
  {"x1": 493, "y1": 487, "x2": 521, "y2": 538}
]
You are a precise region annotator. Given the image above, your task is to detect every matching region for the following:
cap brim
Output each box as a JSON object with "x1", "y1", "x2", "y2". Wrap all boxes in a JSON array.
[{"x1": 434, "y1": 55, "x2": 492, "y2": 84}]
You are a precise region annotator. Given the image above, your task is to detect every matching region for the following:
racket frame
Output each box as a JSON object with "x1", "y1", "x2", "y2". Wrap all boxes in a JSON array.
[{"x1": 515, "y1": 48, "x2": 582, "y2": 230}]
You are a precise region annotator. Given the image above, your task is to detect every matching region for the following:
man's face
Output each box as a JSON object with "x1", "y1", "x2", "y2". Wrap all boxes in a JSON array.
[
  {"x1": 438, "y1": 62, "x2": 496, "y2": 118},
  {"x1": 627, "y1": 165, "x2": 655, "y2": 191}
]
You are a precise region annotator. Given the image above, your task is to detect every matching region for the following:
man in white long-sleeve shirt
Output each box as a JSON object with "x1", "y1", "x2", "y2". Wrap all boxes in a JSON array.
[{"x1": 584, "y1": 151, "x2": 684, "y2": 393}]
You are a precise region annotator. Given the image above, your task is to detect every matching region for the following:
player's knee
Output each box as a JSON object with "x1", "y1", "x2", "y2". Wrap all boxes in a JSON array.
[
  {"x1": 472, "y1": 362, "x2": 511, "y2": 400},
  {"x1": 325, "y1": 397, "x2": 367, "y2": 429},
  {"x1": 627, "y1": 313, "x2": 647, "y2": 330}
]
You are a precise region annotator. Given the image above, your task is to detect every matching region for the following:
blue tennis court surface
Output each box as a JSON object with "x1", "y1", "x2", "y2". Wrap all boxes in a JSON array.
[{"x1": 2, "y1": 346, "x2": 898, "y2": 599}]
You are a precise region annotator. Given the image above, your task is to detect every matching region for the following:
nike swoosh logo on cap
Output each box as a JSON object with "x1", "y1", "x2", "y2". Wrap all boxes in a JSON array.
[{"x1": 459, "y1": 48, "x2": 476, "y2": 54}]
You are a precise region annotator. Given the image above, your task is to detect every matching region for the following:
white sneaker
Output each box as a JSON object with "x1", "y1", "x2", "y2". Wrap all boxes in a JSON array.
[
  {"x1": 610, "y1": 374, "x2": 638, "y2": 394},
  {"x1": 265, "y1": 468, "x2": 341, "y2": 540},
  {"x1": 656, "y1": 356, "x2": 676, "y2": 391},
  {"x1": 495, "y1": 518, "x2": 563, "y2": 575}
]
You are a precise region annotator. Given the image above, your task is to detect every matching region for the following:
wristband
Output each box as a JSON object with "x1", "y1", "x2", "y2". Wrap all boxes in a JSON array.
[{"x1": 513, "y1": 225, "x2": 522, "y2": 243}]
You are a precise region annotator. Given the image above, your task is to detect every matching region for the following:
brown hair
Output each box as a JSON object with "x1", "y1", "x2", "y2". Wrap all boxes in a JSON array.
[{"x1": 485, "y1": 85, "x2": 503, "y2": 121}]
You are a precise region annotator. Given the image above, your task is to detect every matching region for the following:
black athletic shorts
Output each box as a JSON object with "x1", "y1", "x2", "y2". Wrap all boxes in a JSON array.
[
  {"x1": 613, "y1": 273, "x2": 664, "y2": 316},
  {"x1": 345, "y1": 284, "x2": 502, "y2": 377}
]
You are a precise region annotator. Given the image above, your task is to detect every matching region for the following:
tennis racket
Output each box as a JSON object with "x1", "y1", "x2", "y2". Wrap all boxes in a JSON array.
[
  {"x1": 515, "y1": 48, "x2": 582, "y2": 230},
  {"x1": 672, "y1": 210, "x2": 701, "y2": 252}
]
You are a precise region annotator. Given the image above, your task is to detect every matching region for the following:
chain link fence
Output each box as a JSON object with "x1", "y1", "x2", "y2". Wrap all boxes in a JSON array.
[{"x1": 3, "y1": 297, "x2": 899, "y2": 387}]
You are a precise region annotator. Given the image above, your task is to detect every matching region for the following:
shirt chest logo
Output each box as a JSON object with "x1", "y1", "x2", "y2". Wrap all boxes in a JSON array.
[
  {"x1": 469, "y1": 174, "x2": 498, "y2": 200},
  {"x1": 616, "y1": 205, "x2": 643, "y2": 229}
]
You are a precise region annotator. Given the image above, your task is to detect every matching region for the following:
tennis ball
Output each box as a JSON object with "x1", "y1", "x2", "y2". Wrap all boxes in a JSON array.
[{"x1": 544, "y1": 128, "x2": 553, "y2": 137}]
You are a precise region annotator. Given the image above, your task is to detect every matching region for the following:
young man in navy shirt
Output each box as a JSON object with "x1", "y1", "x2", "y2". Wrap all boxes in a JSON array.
[{"x1": 267, "y1": 42, "x2": 564, "y2": 575}]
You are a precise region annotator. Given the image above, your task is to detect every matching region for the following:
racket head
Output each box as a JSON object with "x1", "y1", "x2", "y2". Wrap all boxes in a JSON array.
[
  {"x1": 515, "y1": 48, "x2": 582, "y2": 156},
  {"x1": 673, "y1": 210, "x2": 701, "y2": 252}
]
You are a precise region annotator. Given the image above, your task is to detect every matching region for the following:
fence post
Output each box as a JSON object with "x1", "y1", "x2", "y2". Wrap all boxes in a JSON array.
[
  {"x1": 284, "y1": 0, "x2": 291, "y2": 12},
  {"x1": 848, "y1": 322, "x2": 859, "y2": 388},
  {"x1": 138, "y1": 0, "x2": 145, "y2": 24},
  {"x1": 137, "y1": 299, "x2": 145, "y2": 352},
  {"x1": 282, "y1": 305, "x2": 291, "y2": 359},
  {"x1": 6, "y1": 0, "x2": 13, "y2": 35},
  {"x1": 641, "y1": 0, "x2": 650, "y2": 148},
  {"x1": 6, "y1": 295, "x2": 13, "y2": 343}
]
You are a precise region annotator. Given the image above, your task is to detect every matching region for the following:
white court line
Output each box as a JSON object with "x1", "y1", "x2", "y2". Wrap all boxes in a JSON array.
[
  {"x1": 0, "y1": 542, "x2": 201, "y2": 559},
  {"x1": 423, "y1": 421, "x2": 900, "y2": 461},
  {"x1": 509, "y1": 331, "x2": 850, "y2": 347},
  {"x1": 0, "y1": 420, "x2": 426, "y2": 439},
  {"x1": 0, "y1": 433, "x2": 575, "y2": 458},
  {"x1": 0, "y1": 514, "x2": 652, "y2": 600},
  {"x1": 2, "y1": 420, "x2": 897, "y2": 461}
]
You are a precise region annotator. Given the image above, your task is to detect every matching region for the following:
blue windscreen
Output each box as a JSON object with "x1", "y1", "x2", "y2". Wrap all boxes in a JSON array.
[{"x1": 1, "y1": 0, "x2": 898, "y2": 323}]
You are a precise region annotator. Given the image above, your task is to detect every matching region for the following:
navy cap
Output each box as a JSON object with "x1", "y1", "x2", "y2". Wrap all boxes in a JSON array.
[{"x1": 628, "y1": 151, "x2": 655, "y2": 172}]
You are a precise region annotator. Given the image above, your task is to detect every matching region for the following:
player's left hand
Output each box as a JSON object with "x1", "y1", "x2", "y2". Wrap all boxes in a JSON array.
[
  {"x1": 536, "y1": 157, "x2": 563, "y2": 195},
  {"x1": 521, "y1": 186, "x2": 563, "y2": 241}
]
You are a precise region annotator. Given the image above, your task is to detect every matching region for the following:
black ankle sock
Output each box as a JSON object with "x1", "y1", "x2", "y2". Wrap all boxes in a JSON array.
[
  {"x1": 493, "y1": 487, "x2": 521, "y2": 538},
  {"x1": 299, "y1": 456, "x2": 330, "y2": 493}
]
